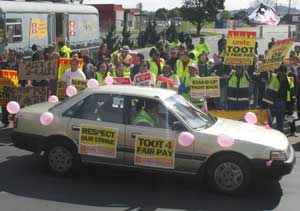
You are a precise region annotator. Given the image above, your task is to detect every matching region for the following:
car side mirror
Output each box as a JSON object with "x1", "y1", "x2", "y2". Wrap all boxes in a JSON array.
[{"x1": 172, "y1": 121, "x2": 185, "y2": 131}]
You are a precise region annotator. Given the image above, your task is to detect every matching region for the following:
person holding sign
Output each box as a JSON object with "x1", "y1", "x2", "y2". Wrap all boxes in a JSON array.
[
  {"x1": 117, "y1": 46, "x2": 132, "y2": 76},
  {"x1": 94, "y1": 62, "x2": 109, "y2": 86},
  {"x1": 133, "y1": 60, "x2": 156, "y2": 87},
  {"x1": 156, "y1": 65, "x2": 180, "y2": 91},
  {"x1": 112, "y1": 63, "x2": 130, "y2": 78},
  {"x1": 227, "y1": 66, "x2": 251, "y2": 110},
  {"x1": 62, "y1": 59, "x2": 86, "y2": 87}
]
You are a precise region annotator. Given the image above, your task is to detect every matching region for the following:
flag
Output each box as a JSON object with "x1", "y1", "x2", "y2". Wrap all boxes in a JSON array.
[{"x1": 248, "y1": 4, "x2": 280, "y2": 26}]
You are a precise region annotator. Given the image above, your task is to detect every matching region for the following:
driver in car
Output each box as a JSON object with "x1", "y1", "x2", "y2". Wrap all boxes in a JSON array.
[{"x1": 131, "y1": 100, "x2": 158, "y2": 127}]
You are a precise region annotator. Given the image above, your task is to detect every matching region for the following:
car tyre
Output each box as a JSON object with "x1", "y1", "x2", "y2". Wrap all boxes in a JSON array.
[
  {"x1": 46, "y1": 143, "x2": 81, "y2": 176},
  {"x1": 206, "y1": 154, "x2": 252, "y2": 195}
]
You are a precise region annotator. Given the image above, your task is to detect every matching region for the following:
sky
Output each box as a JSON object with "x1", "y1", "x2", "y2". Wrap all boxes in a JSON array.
[{"x1": 84, "y1": 0, "x2": 300, "y2": 11}]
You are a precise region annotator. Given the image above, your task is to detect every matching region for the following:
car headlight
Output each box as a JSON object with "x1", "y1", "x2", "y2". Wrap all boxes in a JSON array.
[{"x1": 270, "y1": 151, "x2": 287, "y2": 161}]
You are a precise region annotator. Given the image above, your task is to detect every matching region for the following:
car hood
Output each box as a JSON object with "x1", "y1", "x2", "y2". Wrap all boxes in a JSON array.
[
  {"x1": 202, "y1": 118, "x2": 288, "y2": 151},
  {"x1": 19, "y1": 102, "x2": 58, "y2": 114}
]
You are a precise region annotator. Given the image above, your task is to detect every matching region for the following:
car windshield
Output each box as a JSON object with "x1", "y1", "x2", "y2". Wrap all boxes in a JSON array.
[{"x1": 165, "y1": 94, "x2": 216, "y2": 129}]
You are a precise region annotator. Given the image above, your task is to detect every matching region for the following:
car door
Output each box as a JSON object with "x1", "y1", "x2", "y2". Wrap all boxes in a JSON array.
[
  {"x1": 64, "y1": 93, "x2": 126, "y2": 165},
  {"x1": 123, "y1": 96, "x2": 198, "y2": 173}
]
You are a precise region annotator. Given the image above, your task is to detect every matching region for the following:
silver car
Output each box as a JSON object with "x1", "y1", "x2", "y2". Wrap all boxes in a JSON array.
[{"x1": 12, "y1": 85, "x2": 295, "y2": 194}]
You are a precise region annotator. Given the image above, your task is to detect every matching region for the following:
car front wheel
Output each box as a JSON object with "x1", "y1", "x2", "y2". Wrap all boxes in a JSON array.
[
  {"x1": 47, "y1": 144, "x2": 81, "y2": 176},
  {"x1": 206, "y1": 154, "x2": 252, "y2": 194}
]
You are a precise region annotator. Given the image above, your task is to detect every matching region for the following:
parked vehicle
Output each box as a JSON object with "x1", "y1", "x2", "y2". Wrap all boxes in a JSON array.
[
  {"x1": 0, "y1": 1, "x2": 100, "y2": 60},
  {"x1": 11, "y1": 86, "x2": 295, "y2": 194}
]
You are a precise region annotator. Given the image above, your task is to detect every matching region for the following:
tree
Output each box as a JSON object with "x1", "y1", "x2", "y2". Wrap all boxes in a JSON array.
[
  {"x1": 233, "y1": 10, "x2": 249, "y2": 20},
  {"x1": 101, "y1": 25, "x2": 120, "y2": 52},
  {"x1": 168, "y1": 8, "x2": 182, "y2": 18},
  {"x1": 121, "y1": 27, "x2": 134, "y2": 48},
  {"x1": 166, "y1": 22, "x2": 178, "y2": 42},
  {"x1": 155, "y1": 8, "x2": 169, "y2": 21},
  {"x1": 145, "y1": 20, "x2": 159, "y2": 45},
  {"x1": 221, "y1": 10, "x2": 231, "y2": 20},
  {"x1": 181, "y1": 0, "x2": 225, "y2": 35}
]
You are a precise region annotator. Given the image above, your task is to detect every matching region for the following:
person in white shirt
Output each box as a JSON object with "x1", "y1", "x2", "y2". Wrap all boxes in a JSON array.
[
  {"x1": 62, "y1": 59, "x2": 86, "y2": 87},
  {"x1": 133, "y1": 60, "x2": 156, "y2": 87}
]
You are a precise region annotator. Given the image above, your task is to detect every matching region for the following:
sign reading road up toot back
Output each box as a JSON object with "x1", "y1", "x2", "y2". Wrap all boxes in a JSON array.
[
  {"x1": 18, "y1": 60, "x2": 58, "y2": 81},
  {"x1": 79, "y1": 125, "x2": 118, "y2": 158},
  {"x1": 224, "y1": 30, "x2": 256, "y2": 65},
  {"x1": 134, "y1": 135, "x2": 176, "y2": 169},
  {"x1": 259, "y1": 38, "x2": 295, "y2": 72}
]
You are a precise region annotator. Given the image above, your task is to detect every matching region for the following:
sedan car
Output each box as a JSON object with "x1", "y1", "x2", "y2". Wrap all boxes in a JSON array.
[{"x1": 12, "y1": 85, "x2": 295, "y2": 194}]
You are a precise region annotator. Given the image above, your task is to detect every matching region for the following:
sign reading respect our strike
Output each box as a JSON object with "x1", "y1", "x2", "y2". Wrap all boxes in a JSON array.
[
  {"x1": 259, "y1": 38, "x2": 295, "y2": 72},
  {"x1": 224, "y1": 30, "x2": 256, "y2": 65},
  {"x1": 79, "y1": 125, "x2": 118, "y2": 158},
  {"x1": 134, "y1": 135, "x2": 176, "y2": 169},
  {"x1": 191, "y1": 76, "x2": 220, "y2": 98}
]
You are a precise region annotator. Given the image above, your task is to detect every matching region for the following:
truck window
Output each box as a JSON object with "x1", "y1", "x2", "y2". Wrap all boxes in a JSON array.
[{"x1": 6, "y1": 18, "x2": 22, "y2": 43}]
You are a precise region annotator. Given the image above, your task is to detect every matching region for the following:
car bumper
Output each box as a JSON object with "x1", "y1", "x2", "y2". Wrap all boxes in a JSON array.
[
  {"x1": 251, "y1": 145, "x2": 296, "y2": 178},
  {"x1": 11, "y1": 131, "x2": 44, "y2": 153}
]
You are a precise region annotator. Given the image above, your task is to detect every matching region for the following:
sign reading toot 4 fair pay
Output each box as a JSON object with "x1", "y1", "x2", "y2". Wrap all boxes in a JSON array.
[
  {"x1": 79, "y1": 125, "x2": 118, "y2": 158},
  {"x1": 224, "y1": 30, "x2": 256, "y2": 65},
  {"x1": 134, "y1": 135, "x2": 175, "y2": 169}
]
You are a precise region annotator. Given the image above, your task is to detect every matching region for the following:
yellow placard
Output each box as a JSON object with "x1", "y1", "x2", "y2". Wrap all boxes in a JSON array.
[
  {"x1": 224, "y1": 30, "x2": 256, "y2": 65},
  {"x1": 0, "y1": 70, "x2": 18, "y2": 106},
  {"x1": 191, "y1": 76, "x2": 220, "y2": 98},
  {"x1": 71, "y1": 78, "x2": 87, "y2": 91},
  {"x1": 30, "y1": 18, "x2": 48, "y2": 39},
  {"x1": 134, "y1": 135, "x2": 175, "y2": 169},
  {"x1": 259, "y1": 38, "x2": 295, "y2": 72},
  {"x1": 79, "y1": 125, "x2": 118, "y2": 158},
  {"x1": 209, "y1": 109, "x2": 269, "y2": 125}
]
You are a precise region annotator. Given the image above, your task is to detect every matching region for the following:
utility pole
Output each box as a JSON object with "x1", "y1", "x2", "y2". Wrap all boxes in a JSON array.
[
  {"x1": 275, "y1": 0, "x2": 278, "y2": 13},
  {"x1": 288, "y1": 0, "x2": 291, "y2": 16},
  {"x1": 288, "y1": 0, "x2": 292, "y2": 38}
]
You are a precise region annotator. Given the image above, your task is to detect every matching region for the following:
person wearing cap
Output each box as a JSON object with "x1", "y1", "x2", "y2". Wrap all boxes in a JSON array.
[
  {"x1": 117, "y1": 46, "x2": 132, "y2": 76},
  {"x1": 156, "y1": 65, "x2": 180, "y2": 91},
  {"x1": 133, "y1": 60, "x2": 156, "y2": 87},
  {"x1": 179, "y1": 63, "x2": 204, "y2": 108},
  {"x1": 227, "y1": 66, "x2": 251, "y2": 110},
  {"x1": 148, "y1": 50, "x2": 165, "y2": 77},
  {"x1": 196, "y1": 37, "x2": 211, "y2": 55},
  {"x1": 176, "y1": 50, "x2": 193, "y2": 81}
]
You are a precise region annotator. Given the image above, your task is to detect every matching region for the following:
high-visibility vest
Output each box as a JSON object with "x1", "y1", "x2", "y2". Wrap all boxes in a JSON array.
[
  {"x1": 196, "y1": 42, "x2": 211, "y2": 54},
  {"x1": 95, "y1": 72, "x2": 105, "y2": 85},
  {"x1": 171, "y1": 40, "x2": 182, "y2": 48},
  {"x1": 112, "y1": 69, "x2": 130, "y2": 78},
  {"x1": 227, "y1": 71, "x2": 250, "y2": 102},
  {"x1": 176, "y1": 59, "x2": 193, "y2": 81},
  {"x1": 189, "y1": 49, "x2": 200, "y2": 61},
  {"x1": 181, "y1": 75, "x2": 204, "y2": 107},
  {"x1": 118, "y1": 54, "x2": 132, "y2": 76},
  {"x1": 148, "y1": 58, "x2": 165, "y2": 76},
  {"x1": 287, "y1": 77, "x2": 294, "y2": 102},
  {"x1": 295, "y1": 52, "x2": 300, "y2": 57},
  {"x1": 60, "y1": 45, "x2": 72, "y2": 58},
  {"x1": 131, "y1": 109, "x2": 155, "y2": 127},
  {"x1": 262, "y1": 73, "x2": 280, "y2": 105},
  {"x1": 157, "y1": 74, "x2": 179, "y2": 90}
]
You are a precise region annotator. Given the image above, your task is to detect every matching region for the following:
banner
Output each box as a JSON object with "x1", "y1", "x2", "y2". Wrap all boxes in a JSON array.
[
  {"x1": 56, "y1": 58, "x2": 84, "y2": 99},
  {"x1": 71, "y1": 79, "x2": 87, "y2": 91},
  {"x1": 209, "y1": 109, "x2": 269, "y2": 125},
  {"x1": 30, "y1": 18, "x2": 48, "y2": 39},
  {"x1": 0, "y1": 70, "x2": 18, "y2": 106},
  {"x1": 134, "y1": 135, "x2": 175, "y2": 169},
  {"x1": 79, "y1": 125, "x2": 118, "y2": 158},
  {"x1": 191, "y1": 77, "x2": 220, "y2": 98},
  {"x1": 18, "y1": 60, "x2": 58, "y2": 81},
  {"x1": 259, "y1": 38, "x2": 295, "y2": 72},
  {"x1": 7, "y1": 86, "x2": 49, "y2": 107},
  {"x1": 135, "y1": 72, "x2": 151, "y2": 84},
  {"x1": 113, "y1": 77, "x2": 131, "y2": 85},
  {"x1": 224, "y1": 30, "x2": 256, "y2": 65}
]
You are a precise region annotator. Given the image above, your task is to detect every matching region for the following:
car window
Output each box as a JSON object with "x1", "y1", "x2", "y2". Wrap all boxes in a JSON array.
[
  {"x1": 63, "y1": 94, "x2": 124, "y2": 124},
  {"x1": 129, "y1": 97, "x2": 175, "y2": 129}
]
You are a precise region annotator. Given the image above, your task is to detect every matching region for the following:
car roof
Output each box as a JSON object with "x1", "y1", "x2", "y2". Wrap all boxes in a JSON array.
[{"x1": 85, "y1": 85, "x2": 176, "y2": 100}]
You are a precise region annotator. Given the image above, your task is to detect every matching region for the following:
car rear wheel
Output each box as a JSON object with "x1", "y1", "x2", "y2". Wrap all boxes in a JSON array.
[
  {"x1": 47, "y1": 144, "x2": 81, "y2": 176},
  {"x1": 206, "y1": 154, "x2": 252, "y2": 194}
]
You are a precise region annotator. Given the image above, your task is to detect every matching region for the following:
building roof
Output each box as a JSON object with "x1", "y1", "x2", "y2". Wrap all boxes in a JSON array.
[
  {"x1": 86, "y1": 85, "x2": 176, "y2": 100},
  {"x1": 0, "y1": 1, "x2": 98, "y2": 14}
]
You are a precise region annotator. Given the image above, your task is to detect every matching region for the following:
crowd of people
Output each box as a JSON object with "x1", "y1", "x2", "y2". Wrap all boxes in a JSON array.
[{"x1": 0, "y1": 34, "x2": 300, "y2": 136}]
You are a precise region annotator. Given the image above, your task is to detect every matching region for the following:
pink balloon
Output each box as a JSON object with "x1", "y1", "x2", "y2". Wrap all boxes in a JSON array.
[
  {"x1": 66, "y1": 85, "x2": 77, "y2": 97},
  {"x1": 7, "y1": 101, "x2": 20, "y2": 114},
  {"x1": 265, "y1": 160, "x2": 273, "y2": 167},
  {"x1": 244, "y1": 112, "x2": 257, "y2": 124},
  {"x1": 48, "y1": 95, "x2": 59, "y2": 103},
  {"x1": 264, "y1": 123, "x2": 271, "y2": 129},
  {"x1": 178, "y1": 132, "x2": 195, "y2": 147},
  {"x1": 87, "y1": 78, "x2": 99, "y2": 88},
  {"x1": 217, "y1": 134, "x2": 235, "y2": 148},
  {"x1": 105, "y1": 76, "x2": 114, "y2": 85},
  {"x1": 40, "y1": 112, "x2": 54, "y2": 126}
]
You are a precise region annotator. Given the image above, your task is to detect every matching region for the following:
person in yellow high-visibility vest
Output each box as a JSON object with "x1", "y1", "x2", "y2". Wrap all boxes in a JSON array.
[
  {"x1": 148, "y1": 50, "x2": 165, "y2": 76},
  {"x1": 196, "y1": 37, "x2": 211, "y2": 55},
  {"x1": 58, "y1": 41, "x2": 72, "y2": 58},
  {"x1": 94, "y1": 61, "x2": 109, "y2": 86},
  {"x1": 176, "y1": 51, "x2": 193, "y2": 81},
  {"x1": 112, "y1": 63, "x2": 131, "y2": 78},
  {"x1": 117, "y1": 46, "x2": 132, "y2": 76}
]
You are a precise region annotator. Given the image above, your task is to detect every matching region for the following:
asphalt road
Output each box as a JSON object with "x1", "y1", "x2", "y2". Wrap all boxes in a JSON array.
[{"x1": 0, "y1": 124, "x2": 299, "y2": 211}]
